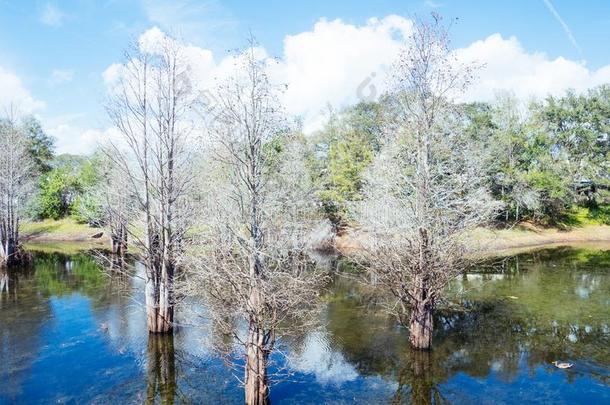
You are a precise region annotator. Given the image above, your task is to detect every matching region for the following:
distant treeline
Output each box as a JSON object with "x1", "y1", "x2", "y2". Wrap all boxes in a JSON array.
[
  {"x1": 10, "y1": 84, "x2": 610, "y2": 229},
  {"x1": 312, "y1": 86, "x2": 610, "y2": 228}
]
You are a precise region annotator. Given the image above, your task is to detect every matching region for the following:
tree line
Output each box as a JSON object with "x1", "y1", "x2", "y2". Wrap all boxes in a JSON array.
[
  {"x1": 1, "y1": 15, "x2": 609, "y2": 405},
  {"x1": 316, "y1": 86, "x2": 610, "y2": 230},
  {"x1": 6, "y1": 78, "x2": 608, "y2": 236}
]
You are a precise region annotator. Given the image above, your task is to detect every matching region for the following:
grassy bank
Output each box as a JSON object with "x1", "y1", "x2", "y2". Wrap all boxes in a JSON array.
[
  {"x1": 21, "y1": 218, "x2": 610, "y2": 256},
  {"x1": 468, "y1": 223, "x2": 610, "y2": 253},
  {"x1": 336, "y1": 223, "x2": 610, "y2": 255},
  {"x1": 21, "y1": 218, "x2": 109, "y2": 244}
]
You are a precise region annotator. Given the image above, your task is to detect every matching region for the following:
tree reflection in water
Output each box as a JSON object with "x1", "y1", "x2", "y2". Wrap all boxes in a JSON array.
[
  {"x1": 0, "y1": 263, "x2": 51, "y2": 401},
  {"x1": 0, "y1": 266, "x2": 8, "y2": 294},
  {"x1": 318, "y1": 246, "x2": 610, "y2": 403},
  {"x1": 392, "y1": 350, "x2": 449, "y2": 405},
  {"x1": 0, "y1": 247, "x2": 608, "y2": 403},
  {"x1": 145, "y1": 334, "x2": 177, "y2": 405}
]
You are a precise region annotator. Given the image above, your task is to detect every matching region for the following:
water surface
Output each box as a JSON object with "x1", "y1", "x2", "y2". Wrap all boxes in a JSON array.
[{"x1": 0, "y1": 246, "x2": 608, "y2": 404}]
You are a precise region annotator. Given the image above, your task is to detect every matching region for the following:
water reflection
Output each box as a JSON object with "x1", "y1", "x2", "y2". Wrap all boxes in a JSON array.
[
  {"x1": 392, "y1": 350, "x2": 447, "y2": 405},
  {"x1": 0, "y1": 267, "x2": 8, "y2": 294},
  {"x1": 0, "y1": 246, "x2": 608, "y2": 404},
  {"x1": 280, "y1": 246, "x2": 610, "y2": 403},
  {"x1": 146, "y1": 334, "x2": 177, "y2": 405}
]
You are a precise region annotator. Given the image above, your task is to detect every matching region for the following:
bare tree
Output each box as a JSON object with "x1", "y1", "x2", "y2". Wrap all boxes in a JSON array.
[
  {"x1": 352, "y1": 15, "x2": 499, "y2": 349},
  {"x1": 184, "y1": 44, "x2": 327, "y2": 405},
  {"x1": 104, "y1": 35, "x2": 195, "y2": 333},
  {"x1": 0, "y1": 109, "x2": 35, "y2": 267},
  {"x1": 97, "y1": 151, "x2": 134, "y2": 258}
]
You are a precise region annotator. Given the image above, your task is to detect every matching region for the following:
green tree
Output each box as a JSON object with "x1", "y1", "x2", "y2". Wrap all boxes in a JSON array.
[
  {"x1": 36, "y1": 166, "x2": 79, "y2": 220},
  {"x1": 33, "y1": 154, "x2": 102, "y2": 221},
  {"x1": 319, "y1": 131, "x2": 373, "y2": 227},
  {"x1": 536, "y1": 85, "x2": 610, "y2": 206},
  {"x1": 70, "y1": 153, "x2": 104, "y2": 225},
  {"x1": 311, "y1": 103, "x2": 382, "y2": 228},
  {"x1": 21, "y1": 116, "x2": 54, "y2": 174},
  {"x1": 464, "y1": 95, "x2": 575, "y2": 225}
]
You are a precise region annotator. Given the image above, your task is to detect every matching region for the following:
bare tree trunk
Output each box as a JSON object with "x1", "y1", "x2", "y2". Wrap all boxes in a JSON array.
[
  {"x1": 409, "y1": 229, "x2": 434, "y2": 350},
  {"x1": 105, "y1": 38, "x2": 193, "y2": 335},
  {"x1": 409, "y1": 286, "x2": 433, "y2": 350},
  {"x1": 409, "y1": 303, "x2": 433, "y2": 350},
  {"x1": 4, "y1": 238, "x2": 15, "y2": 266},
  {"x1": 146, "y1": 265, "x2": 174, "y2": 333},
  {"x1": 245, "y1": 319, "x2": 270, "y2": 405},
  {"x1": 111, "y1": 223, "x2": 128, "y2": 256},
  {"x1": 111, "y1": 236, "x2": 121, "y2": 256}
]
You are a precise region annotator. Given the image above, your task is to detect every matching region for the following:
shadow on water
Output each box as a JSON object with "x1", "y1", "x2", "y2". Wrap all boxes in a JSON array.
[{"x1": 0, "y1": 246, "x2": 608, "y2": 404}]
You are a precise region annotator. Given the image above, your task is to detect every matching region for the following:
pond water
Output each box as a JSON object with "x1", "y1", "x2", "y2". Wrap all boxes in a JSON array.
[{"x1": 0, "y1": 246, "x2": 608, "y2": 404}]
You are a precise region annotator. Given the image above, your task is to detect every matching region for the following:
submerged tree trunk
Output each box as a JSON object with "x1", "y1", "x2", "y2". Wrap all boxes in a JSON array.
[
  {"x1": 409, "y1": 303, "x2": 433, "y2": 350},
  {"x1": 409, "y1": 294, "x2": 433, "y2": 350},
  {"x1": 145, "y1": 271, "x2": 174, "y2": 333},
  {"x1": 145, "y1": 231, "x2": 174, "y2": 334},
  {"x1": 2, "y1": 238, "x2": 16, "y2": 267},
  {"x1": 145, "y1": 334, "x2": 176, "y2": 404},
  {"x1": 245, "y1": 319, "x2": 270, "y2": 405},
  {"x1": 409, "y1": 230, "x2": 434, "y2": 350},
  {"x1": 1, "y1": 237, "x2": 28, "y2": 268}
]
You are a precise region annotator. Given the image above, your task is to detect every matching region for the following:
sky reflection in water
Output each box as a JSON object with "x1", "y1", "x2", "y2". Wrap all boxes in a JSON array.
[{"x1": 0, "y1": 246, "x2": 608, "y2": 404}]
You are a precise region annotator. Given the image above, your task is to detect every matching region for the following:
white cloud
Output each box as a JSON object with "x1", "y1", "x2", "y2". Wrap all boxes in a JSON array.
[
  {"x1": 0, "y1": 66, "x2": 45, "y2": 113},
  {"x1": 455, "y1": 33, "x2": 610, "y2": 102},
  {"x1": 46, "y1": 117, "x2": 122, "y2": 155},
  {"x1": 270, "y1": 16, "x2": 412, "y2": 131},
  {"x1": 138, "y1": 25, "x2": 169, "y2": 54},
  {"x1": 49, "y1": 69, "x2": 74, "y2": 85},
  {"x1": 102, "y1": 18, "x2": 610, "y2": 138},
  {"x1": 102, "y1": 63, "x2": 123, "y2": 86},
  {"x1": 289, "y1": 331, "x2": 358, "y2": 385},
  {"x1": 40, "y1": 3, "x2": 66, "y2": 27},
  {"x1": 127, "y1": 17, "x2": 412, "y2": 132}
]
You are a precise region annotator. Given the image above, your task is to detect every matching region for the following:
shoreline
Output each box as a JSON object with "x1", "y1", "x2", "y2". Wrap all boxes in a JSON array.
[
  {"x1": 22, "y1": 220, "x2": 610, "y2": 255},
  {"x1": 21, "y1": 218, "x2": 110, "y2": 245},
  {"x1": 468, "y1": 223, "x2": 610, "y2": 253},
  {"x1": 335, "y1": 223, "x2": 610, "y2": 255}
]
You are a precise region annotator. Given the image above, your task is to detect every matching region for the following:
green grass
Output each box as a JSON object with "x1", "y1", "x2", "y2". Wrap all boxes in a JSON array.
[
  {"x1": 559, "y1": 205, "x2": 610, "y2": 227},
  {"x1": 586, "y1": 204, "x2": 610, "y2": 225},
  {"x1": 21, "y1": 218, "x2": 103, "y2": 240},
  {"x1": 24, "y1": 241, "x2": 105, "y2": 254}
]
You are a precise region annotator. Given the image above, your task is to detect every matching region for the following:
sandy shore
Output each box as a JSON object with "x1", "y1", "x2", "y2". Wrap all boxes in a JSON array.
[{"x1": 335, "y1": 223, "x2": 610, "y2": 255}]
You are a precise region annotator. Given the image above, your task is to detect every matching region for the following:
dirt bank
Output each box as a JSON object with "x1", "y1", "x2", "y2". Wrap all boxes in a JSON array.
[{"x1": 335, "y1": 223, "x2": 610, "y2": 255}]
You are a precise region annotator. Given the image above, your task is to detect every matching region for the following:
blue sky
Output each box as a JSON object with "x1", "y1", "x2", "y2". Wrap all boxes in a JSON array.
[{"x1": 0, "y1": 0, "x2": 609, "y2": 154}]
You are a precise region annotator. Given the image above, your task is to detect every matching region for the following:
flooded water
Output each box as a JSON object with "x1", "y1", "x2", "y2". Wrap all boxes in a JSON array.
[{"x1": 0, "y1": 245, "x2": 608, "y2": 404}]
